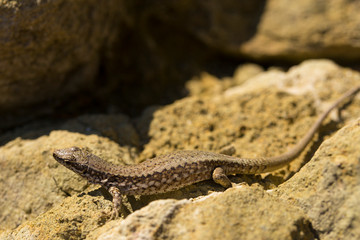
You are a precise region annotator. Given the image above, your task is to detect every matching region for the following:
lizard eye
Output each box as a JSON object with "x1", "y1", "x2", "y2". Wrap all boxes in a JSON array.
[{"x1": 70, "y1": 146, "x2": 81, "y2": 151}]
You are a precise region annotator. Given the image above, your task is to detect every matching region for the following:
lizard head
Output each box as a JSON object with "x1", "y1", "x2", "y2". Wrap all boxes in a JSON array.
[
  {"x1": 53, "y1": 147, "x2": 113, "y2": 184},
  {"x1": 53, "y1": 147, "x2": 91, "y2": 175}
]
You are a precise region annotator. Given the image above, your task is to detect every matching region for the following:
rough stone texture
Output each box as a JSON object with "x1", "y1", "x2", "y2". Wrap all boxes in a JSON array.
[
  {"x1": 185, "y1": 64, "x2": 264, "y2": 97},
  {"x1": 90, "y1": 189, "x2": 315, "y2": 240},
  {"x1": 0, "y1": 114, "x2": 139, "y2": 230},
  {"x1": 0, "y1": 0, "x2": 123, "y2": 128},
  {"x1": 89, "y1": 199, "x2": 190, "y2": 240},
  {"x1": 276, "y1": 119, "x2": 360, "y2": 240},
  {"x1": 3, "y1": 0, "x2": 360, "y2": 129},
  {"x1": 0, "y1": 194, "x2": 113, "y2": 240},
  {"x1": 242, "y1": 0, "x2": 360, "y2": 61},
  {"x1": 137, "y1": 60, "x2": 360, "y2": 178},
  {"x1": 124, "y1": 0, "x2": 360, "y2": 62},
  {"x1": 0, "y1": 60, "x2": 359, "y2": 239},
  {"x1": 89, "y1": 117, "x2": 360, "y2": 240}
]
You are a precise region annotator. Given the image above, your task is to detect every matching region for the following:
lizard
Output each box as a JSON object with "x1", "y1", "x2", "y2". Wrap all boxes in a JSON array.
[{"x1": 53, "y1": 85, "x2": 360, "y2": 218}]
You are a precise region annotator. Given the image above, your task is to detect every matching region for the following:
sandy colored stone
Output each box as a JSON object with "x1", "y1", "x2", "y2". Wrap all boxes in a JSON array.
[
  {"x1": 0, "y1": 60, "x2": 359, "y2": 239},
  {"x1": 90, "y1": 188, "x2": 314, "y2": 240},
  {"x1": 232, "y1": 63, "x2": 264, "y2": 86},
  {"x1": 124, "y1": 1, "x2": 360, "y2": 61},
  {"x1": 185, "y1": 64, "x2": 264, "y2": 97},
  {"x1": 137, "y1": 60, "x2": 360, "y2": 179},
  {"x1": 276, "y1": 118, "x2": 360, "y2": 239},
  {"x1": 0, "y1": 114, "x2": 139, "y2": 230},
  {"x1": 0, "y1": 1, "x2": 123, "y2": 128},
  {"x1": 242, "y1": 0, "x2": 360, "y2": 61},
  {"x1": 89, "y1": 199, "x2": 189, "y2": 240},
  {"x1": 0, "y1": 194, "x2": 112, "y2": 240},
  {"x1": 164, "y1": 187, "x2": 315, "y2": 240},
  {"x1": 3, "y1": 0, "x2": 360, "y2": 131}
]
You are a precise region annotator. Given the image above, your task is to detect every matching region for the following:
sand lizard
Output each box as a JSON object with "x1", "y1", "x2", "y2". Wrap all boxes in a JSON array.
[{"x1": 53, "y1": 86, "x2": 360, "y2": 218}]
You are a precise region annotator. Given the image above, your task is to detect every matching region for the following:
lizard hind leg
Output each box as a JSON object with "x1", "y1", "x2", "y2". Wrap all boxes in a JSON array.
[
  {"x1": 212, "y1": 167, "x2": 232, "y2": 188},
  {"x1": 108, "y1": 186, "x2": 122, "y2": 219}
]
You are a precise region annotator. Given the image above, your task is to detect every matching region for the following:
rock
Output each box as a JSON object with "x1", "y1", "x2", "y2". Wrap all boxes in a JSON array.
[
  {"x1": 0, "y1": 114, "x2": 139, "y2": 230},
  {"x1": 90, "y1": 188, "x2": 315, "y2": 240},
  {"x1": 89, "y1": 199, "x2": 190, "y2": 240},
  {"x1": 185, "y1": 64, "x2": 264, "y2": 97},
  {"x1": 242, "y1": 0, "x2": 360, "y2": 61},
  {"x1": 233, "y1": 63, "x2": 264, "y2": 86},
  {"x1": 90, "y1": 117, "x2": 360, "y2": 240},
  {"x1": 0, "y1": 1, "x2": 123, "y2": 128},
  {"x1": 0, "y1": 60, "x2": 359, "y2": 239},
  {"x1": 276, "y1": 118, "x2": 360, "y2": 240},
  {"x1": 3, "y1": 1, "x2": 360, "y2": 130},
  {"x1": 124, "y1": 1, "x2": 360, "y2": 62},
  {"x1": 0, "y1": 194, "x2": 112, "y2": 240}
]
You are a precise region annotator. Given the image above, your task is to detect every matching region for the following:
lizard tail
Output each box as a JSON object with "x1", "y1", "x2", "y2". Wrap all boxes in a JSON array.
[{"x1": 261, "y1": 85, "x2": 360, "y2": 172}]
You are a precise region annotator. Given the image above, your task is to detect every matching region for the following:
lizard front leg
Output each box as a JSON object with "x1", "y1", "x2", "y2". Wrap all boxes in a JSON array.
[
  {"x1": 212, "y1": 167, "x2": 232, "y2": 188},
  {"x1": 108, "y1": 186, "x2": 122, "y2": 219}
]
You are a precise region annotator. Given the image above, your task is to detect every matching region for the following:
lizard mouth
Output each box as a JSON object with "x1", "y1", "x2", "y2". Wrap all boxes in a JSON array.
[
  {"x1": 53, "y1": 150, "x2": 64, "y2": 162},
  {"x1": 53, "y1": 148, "x2": 88, "y2": 174},
  {"x1": 53, "y1": 149, "x2": 69, "y2": 162}
]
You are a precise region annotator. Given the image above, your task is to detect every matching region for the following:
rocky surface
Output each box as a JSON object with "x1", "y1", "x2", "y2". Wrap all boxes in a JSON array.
[
  {"x1": 3, "y1": 1, "x2": 360, "y2": 129},
  {"x1": 0, "y1": 1, "x2": 123, "y2": 128},
  {"x1": 242, "y1": 0, "x2": 360, "y2": 61},
  {"x1": 276, "y1": 118, "x2": 360, "y2": 240},
  {"x1": 0, "y1": 60, "x2": 359, "y2": 239}
]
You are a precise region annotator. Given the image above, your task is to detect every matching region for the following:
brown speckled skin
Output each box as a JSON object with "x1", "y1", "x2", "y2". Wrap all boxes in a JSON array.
[
  {"x1": 53, "y1": 85, "x2": 360, "y2": 217},
  {"x1": 53, "y1": 148, "x2": 266, "y2": 195}
]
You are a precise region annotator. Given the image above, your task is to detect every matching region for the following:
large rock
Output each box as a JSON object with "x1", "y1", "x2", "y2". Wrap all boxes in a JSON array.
[
  {"x1": 242, "y1": 0, "x2": 360, "y2": 61},
  {"x1": 0, "y1": 60, "x2": 359, "y2": 239},
  {"x1": 0, "y1": 114, "x2": 139, "y2": 230},
  {"x1": 4, "y1": 1, "x2": 360, "y2": 130},
  {"x1": 125, "y1": 0, "x2": 360, "y2": 61},
  {"x1": 276, "y1": 119, "x2": 360, "y2": 240},
  {"x1": 92, "y1": 189, "x2": 315, "y2": 240},
  {"x1": 0, "y1": 1, "x2": 123, "y2": 128}
]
